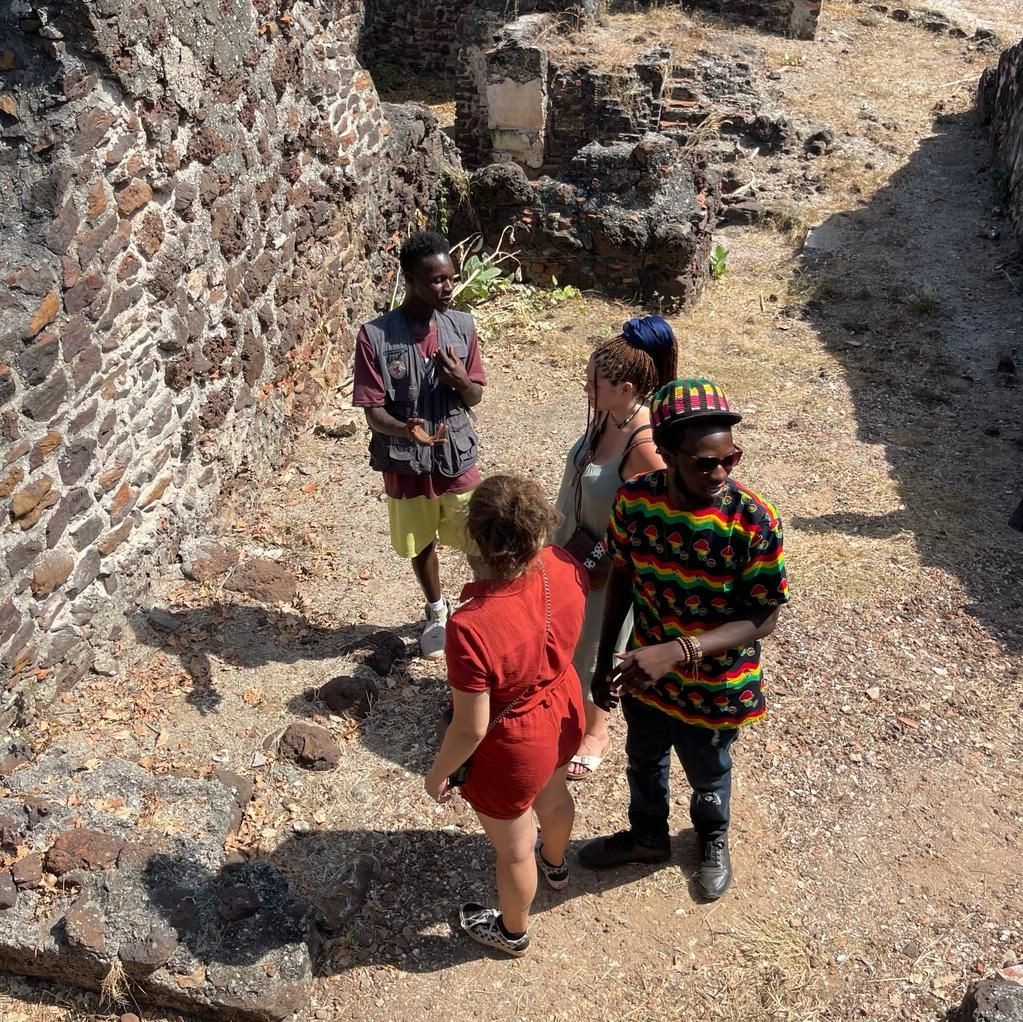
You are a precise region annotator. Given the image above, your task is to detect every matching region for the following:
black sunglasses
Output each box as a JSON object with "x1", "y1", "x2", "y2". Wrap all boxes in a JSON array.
[{"x1": 678, "y1": 447, "x2": 743, "y2": 473}]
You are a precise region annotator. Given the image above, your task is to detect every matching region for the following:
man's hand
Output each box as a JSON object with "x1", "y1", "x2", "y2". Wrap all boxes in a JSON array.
[
  {"x1": 406, "y1": 418, "x2": 448, "y2": 446},
  {"x1": 434, "y1": 347, "x2": 471, "y2": 392},
  {"x1": 614, "y1": 642, "x2": 683, "y2": 692}
]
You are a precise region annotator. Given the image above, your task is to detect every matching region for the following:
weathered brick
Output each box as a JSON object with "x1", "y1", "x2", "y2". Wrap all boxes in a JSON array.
[
  {"x1": 29, "y1": 431, "x2": 62, "y2": 470},
  {"x1": 6, "y1": 265, "x2": 56, "y2": 297},
  {"x1": 76, "y1": 215, "x2": 117, "y2": 268},
  {"x1": 61, "y1": 315, "x2": 91, "y2": 362},
  {"x1": 31, "y1": 549, "x2": 73, "y2": 597},
  {"x1": 21, "y1": 371, "x2": 68, "y2": 421},
  {"x1": 6, "y1": 539, "x2": 43, "y2": 577},
  {"x1": 71, "y1": 515, "x2": 103, "y2": 551},
  {"x1": 46, "y1": 202, "x2": 80, "y2": 256},
  {"x1": 70, "y1": 343, "x2": 102, "y2": 389},
  {"x1": 64, "y1": 273, "x2": 104, "y2": 316},
  {"x1": 0, "y1": 466, "x2": 25, "y2": 499},
  {"x1": 10, "y1": 475, "x2": 53, "y2": 520},
  {"x1": 97, "y1": 518, "x2": 133, "y2": 556},
  {"x1": 22, "y1": 292, "x2": 59, "y2": 338},
  {"x1": 16, "y1": 333, "x2": 60, "y2": 386},
  {"x1": 139, "y1": 474, "x2": 171, "y2": 508},
  {"x1": 0, "y1": 365, "x2": 15, "y2": 409},
  {"x1": 71, "y1": 106, "x2": 114, "y2": 155},
  {"x1": 115, "y1": 178, "x2": 153, "y2": 216},
  {"x1": 108, "y1": 480, "x2": 137, "y2": 522},
  {"x1": 68, "y1": 548, "x2": 101, "y2": 596},
  {"x1": 86, "y1": 178, "x2": 107, "y2": 220}
]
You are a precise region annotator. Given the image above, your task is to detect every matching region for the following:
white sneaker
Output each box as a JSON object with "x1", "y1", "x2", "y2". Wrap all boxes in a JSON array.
[{"x1": 419, "y1": 599, "x2": 451, "y2": 659}]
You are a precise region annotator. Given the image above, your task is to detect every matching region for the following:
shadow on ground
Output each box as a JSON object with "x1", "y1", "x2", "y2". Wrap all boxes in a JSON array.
[
  {"x1": 791, "y1": 108, "x2": 1023, "y2": 648},
  {"x1": 128, "y1": 604, "x2": 423, "y2": 714},
  {"x1": 138, "y1": 825, "x2": 697, "y2": 976}
]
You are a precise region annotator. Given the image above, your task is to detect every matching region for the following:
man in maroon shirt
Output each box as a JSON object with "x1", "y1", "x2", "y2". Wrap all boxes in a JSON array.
[{"x1": 353, "y1": 232, "x2": 487, "y2": 657}]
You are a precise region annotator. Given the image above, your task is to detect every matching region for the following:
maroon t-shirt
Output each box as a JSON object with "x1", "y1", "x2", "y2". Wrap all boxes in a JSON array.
[{"x1": 352, "y1": 314, "x2": 486, "y2": 499}]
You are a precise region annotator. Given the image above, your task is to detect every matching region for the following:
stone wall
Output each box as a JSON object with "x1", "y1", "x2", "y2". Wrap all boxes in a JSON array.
[
  {"x1": 978, "y1": 38, "x2": 1023, "y2": 241},
  {"x1": 683, "y1": 0, "x2": 821, "y2": 40},
  {"x1": 452, "y1": 134, "x2": 721, "y2": 304},
  {"x1": 359, "y1": 0, "x2": 597, "y2": 81},
  {"x1": 0, "y1": 0, "x2": 451, "y2": 730}
]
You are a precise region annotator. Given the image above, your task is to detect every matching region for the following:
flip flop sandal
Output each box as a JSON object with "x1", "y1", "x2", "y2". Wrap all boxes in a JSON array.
[{"x1": 567, "y1": 742, "x2": 611, "y2": 781}]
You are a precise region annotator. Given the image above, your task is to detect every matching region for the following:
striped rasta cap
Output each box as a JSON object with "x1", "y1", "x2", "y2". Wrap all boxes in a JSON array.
[{"x1": 650, "y1": 377, "x2": 742, "y2": 439}]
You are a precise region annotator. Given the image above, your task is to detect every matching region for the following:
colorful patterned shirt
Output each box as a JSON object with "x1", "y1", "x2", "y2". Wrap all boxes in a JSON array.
[{"x1": 606, "y1": 471, "x2": 790, "y2": 730}]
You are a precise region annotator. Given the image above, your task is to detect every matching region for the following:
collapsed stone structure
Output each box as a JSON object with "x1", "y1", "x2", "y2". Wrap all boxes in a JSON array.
[
  {"x1": 979, "y1": 38, "x2": 1023, "y2": 242},
  {"x1": 0, "y1": 751, "x2": 374, "y2": 1020},
  {"x1": 0, "y1": 0, "x2": 452, "y2": 727}
]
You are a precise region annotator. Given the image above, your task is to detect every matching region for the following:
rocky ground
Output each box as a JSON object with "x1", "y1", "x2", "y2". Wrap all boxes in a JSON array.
[{"x1": 2, "y1": 1, "x2": 1023, "y2": 1021}]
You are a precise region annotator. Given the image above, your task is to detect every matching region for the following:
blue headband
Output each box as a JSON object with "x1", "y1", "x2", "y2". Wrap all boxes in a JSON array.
[{"x1": 622, "y1": 315, "x2": 675, "y2": 353}]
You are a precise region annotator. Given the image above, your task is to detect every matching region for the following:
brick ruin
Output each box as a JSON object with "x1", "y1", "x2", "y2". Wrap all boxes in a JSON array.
[
  {"x1": 0, "y1": 0, "x2": 453, "y2": 728},
  {"x1": 979, "y1": 37, "x2": 1023, "y2": 242}
]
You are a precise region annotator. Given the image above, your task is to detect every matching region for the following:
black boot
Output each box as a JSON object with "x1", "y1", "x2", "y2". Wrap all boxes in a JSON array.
[{"x1": 697, "y1": 835, "x2": 731, "y2": 899}]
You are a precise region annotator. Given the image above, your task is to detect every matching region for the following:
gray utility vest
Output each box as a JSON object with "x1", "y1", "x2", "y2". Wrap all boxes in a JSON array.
[{"x1": 363, "y1": 308, "x2": 479, "y2": 477}]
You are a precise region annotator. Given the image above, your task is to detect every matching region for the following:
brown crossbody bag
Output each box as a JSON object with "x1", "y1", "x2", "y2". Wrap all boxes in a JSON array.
[{"x1": 436, "y1": 559, "x2": 552, "y2": 787}]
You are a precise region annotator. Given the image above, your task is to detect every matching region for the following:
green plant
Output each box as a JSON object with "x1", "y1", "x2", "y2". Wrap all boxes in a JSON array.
[
  {"x1": 710, "y1": 243, "x2": 728, "y2": 280},
  {"x1": 449, "y1": 227, "x2": 519, "y2": 309},
  {"x1": 549, "y1": 276, "x2": 581, "y2": 303},
  {"x1": 598, "y1": 324, "x2": 614, "y2": 339},
  {"x1": 436, "y1": 180, "x2": 449, "y2": 236}
]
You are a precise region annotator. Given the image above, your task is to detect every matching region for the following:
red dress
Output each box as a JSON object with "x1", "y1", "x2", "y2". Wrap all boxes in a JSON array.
[{"x1": 445, "y1": 546, "x2": 588, "y2": 820}]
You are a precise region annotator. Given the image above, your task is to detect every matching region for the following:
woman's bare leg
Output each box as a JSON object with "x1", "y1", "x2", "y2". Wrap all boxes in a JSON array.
[
  {"x1": 475, "y1": 809, "x2": 538, "y2": 935},
  {"x1": 532, "y1": 766, "x2": 575, "y2": 865}
]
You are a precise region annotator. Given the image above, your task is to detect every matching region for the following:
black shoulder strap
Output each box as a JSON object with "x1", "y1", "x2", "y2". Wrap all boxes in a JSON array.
[{"x1": 619, "y1": 423, "x2": 654, "y2": 480}]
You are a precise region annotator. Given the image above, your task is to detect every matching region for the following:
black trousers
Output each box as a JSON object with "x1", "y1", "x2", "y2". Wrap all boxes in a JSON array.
[{"x1": 623, "y1": 695, "x2": 739, "y2": 844}]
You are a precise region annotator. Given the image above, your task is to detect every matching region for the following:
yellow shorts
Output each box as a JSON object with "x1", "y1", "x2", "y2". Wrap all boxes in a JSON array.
[{"x1": 388, "y1": 491, "x2": 475, "y2": 558}]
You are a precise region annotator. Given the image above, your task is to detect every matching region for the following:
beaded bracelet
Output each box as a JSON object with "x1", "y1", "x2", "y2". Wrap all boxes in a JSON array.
[{"x1": 674, "y1": 635, "x2": 704, "y2": 665}]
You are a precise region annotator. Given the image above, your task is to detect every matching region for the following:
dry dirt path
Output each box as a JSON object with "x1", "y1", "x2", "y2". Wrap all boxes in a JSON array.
[{"x1": 3, "y1": 4, "x2": 1023, "y2": 1022}]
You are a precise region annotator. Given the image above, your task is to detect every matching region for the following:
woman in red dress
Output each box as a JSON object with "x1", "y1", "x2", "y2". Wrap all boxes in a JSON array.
[{"x1": 425, "y1": 475, "x2": 587, "y2": 957}]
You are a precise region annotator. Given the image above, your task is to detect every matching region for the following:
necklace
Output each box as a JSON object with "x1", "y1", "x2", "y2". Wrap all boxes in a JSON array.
[{"x1": 609, "y1": 404, "x2": 642, "y2": 430}]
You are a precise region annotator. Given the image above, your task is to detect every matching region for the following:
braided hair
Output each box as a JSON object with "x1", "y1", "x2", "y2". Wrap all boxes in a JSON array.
[
  {"x1": 576, "y1": 316, "x2": 680, "y2": 473},
  {"x1": 593, "y1": 315, "x2": 678, "y2": 399}
]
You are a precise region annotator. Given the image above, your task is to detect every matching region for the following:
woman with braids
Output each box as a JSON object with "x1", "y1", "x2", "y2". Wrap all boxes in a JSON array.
[
  {"x1": 425, "y1": 475, "x2": 587, "y2": 957},
  {"x1": 554, "y1": 316, "x2": 679, "y2": 779}
]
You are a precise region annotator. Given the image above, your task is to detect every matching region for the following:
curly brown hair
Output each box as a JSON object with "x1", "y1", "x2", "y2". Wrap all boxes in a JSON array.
[{"x1": 466, "y1": 475, "x2": 560, "y2": 579}]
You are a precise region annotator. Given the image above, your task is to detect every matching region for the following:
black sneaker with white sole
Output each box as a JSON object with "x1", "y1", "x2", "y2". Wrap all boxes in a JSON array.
[
  {"x1": 535, "y1": 839, "x2": 569, "y2": 890},
  {"x1": 459, "y1": 903, "x2": 530, "y2": 957}
]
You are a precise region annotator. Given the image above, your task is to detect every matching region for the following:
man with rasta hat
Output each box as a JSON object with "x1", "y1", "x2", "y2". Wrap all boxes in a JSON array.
[
  {"x1": 353, "y1": 231, "x2": 487, "y2": 658},
  {"x1": 580, "y1": 378, "x2": 789, "y2": 899}
]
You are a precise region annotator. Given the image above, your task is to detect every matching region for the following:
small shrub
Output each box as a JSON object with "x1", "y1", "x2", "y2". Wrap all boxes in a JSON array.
[{"x1": 710, "y1": 243, "x2": 729, "y2": 280}]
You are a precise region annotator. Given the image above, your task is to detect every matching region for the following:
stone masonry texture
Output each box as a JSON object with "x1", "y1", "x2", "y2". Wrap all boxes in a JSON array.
[
  {"x1": 0, "y1": 0, "x2": 452, "y2": 729},
  {"x1": 978, "y1": 37, "x2": 1023, "y2": 242}
]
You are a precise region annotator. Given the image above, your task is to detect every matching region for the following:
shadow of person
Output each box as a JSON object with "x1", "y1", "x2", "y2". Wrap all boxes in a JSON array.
[
  {"x1": 128, "y1": 604, "x2": 421, "y2": 715},
  {"x1": 792, "y1": 106, "x2": 1023, "y2": 650},
  {"x1": 136, "y1": 825, "x2": 671, "y2": 979}
]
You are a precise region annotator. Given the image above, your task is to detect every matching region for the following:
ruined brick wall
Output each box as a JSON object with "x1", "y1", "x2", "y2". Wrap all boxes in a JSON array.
[
  {"x1": 0, "y1": 0, "x2": 450, "y2": 729},
  {"x1": 452, "y1": 136, "x2": 721, "y2": 304},
  {"x1": 360, "y1": 0, "x2": 598, "y2": 81},
  {"x1": 682, "y1": 0, "x2": 821, "y2": 39},
  {"x1": 547, "y1": 56, "x2": 668, "y2": 168},
  {"x1": 979, "y1": 39, "x2": 1023, "y2": 241}
]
